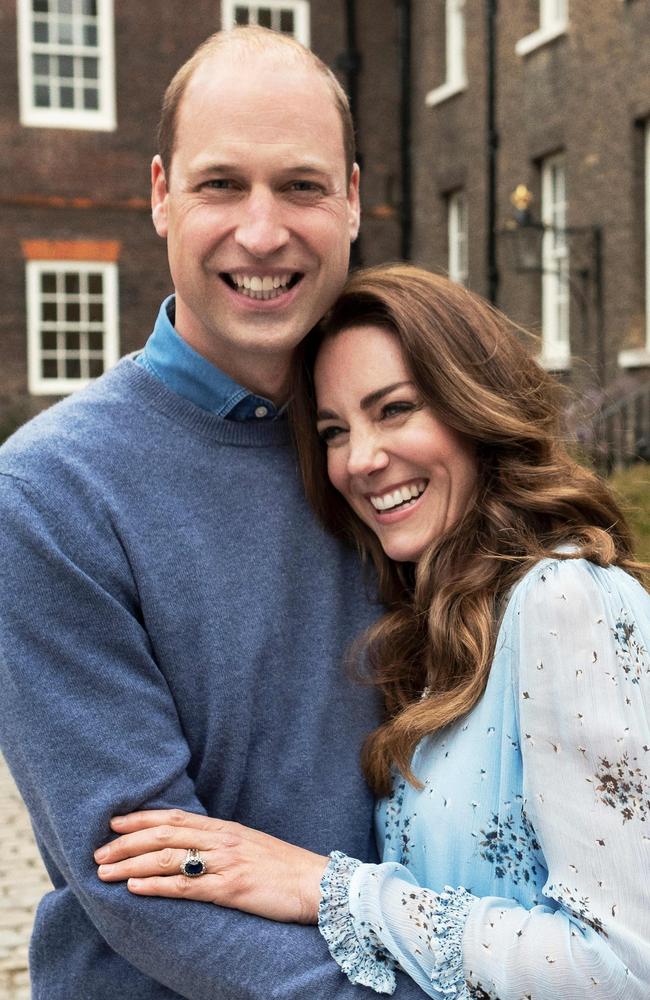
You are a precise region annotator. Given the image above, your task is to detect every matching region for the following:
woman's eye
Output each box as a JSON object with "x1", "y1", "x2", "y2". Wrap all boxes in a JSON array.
[
  {"x1": 318, "y1": 425, "x2": 346, "y2": 445},
  {"x1": 380, "y1": 401, "x2": 416, "y2": 419}
]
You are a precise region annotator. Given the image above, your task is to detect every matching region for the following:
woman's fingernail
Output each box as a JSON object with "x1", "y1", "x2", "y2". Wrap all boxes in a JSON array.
[
  {"x1": 128, "y1": 879, "x2": 142, "y2": 890},
  {"x1": 97, "y1": 865, "x2": 113, "y2": 876},
  {"x1": 111, "y1": 816, "x2": 126, "y2": 827},
  {"x1": 94, "y1": 847, "x2": 109, "y2": 862}
]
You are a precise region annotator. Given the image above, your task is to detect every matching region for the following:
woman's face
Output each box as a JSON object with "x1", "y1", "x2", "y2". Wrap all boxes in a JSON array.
[{"x1": 314, "y1": 324, "x2": 478, "y2": 563}]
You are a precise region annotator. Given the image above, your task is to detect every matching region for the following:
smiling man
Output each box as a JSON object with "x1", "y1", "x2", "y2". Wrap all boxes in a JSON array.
[{"x1": 0, "y1": 26, "x2": 428, "y2": 1000}]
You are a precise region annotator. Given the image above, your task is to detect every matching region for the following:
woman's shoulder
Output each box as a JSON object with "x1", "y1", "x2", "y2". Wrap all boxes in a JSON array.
[{"x1": 509, "y1": 554, "x2": 648, "y2": 617}]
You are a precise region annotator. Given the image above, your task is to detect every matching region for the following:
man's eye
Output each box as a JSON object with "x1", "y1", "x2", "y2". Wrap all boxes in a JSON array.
[
  {"x1": 202, "y1": 179, "x2": 235, "y2": 190},
  {"x1": 289, "y1": 181, "x2": 323, "y2": 193}
]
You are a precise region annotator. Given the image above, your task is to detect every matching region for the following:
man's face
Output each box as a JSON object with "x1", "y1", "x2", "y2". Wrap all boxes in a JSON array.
[{"x1": 151, "y1": 51, "x2": 360, "y2": 400}]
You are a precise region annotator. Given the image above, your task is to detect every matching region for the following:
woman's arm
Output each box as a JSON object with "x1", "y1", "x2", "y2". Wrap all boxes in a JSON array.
[
  {"x1": 96, "y1": 809, "x2": 328, "y2": 923},
  {"x1": 96, "y1": 560, "x2": 650, "y2": 999}
]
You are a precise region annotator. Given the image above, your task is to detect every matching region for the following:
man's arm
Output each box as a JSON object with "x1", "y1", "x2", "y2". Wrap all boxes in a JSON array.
[{"x1": 0, "y1": 471, "x2": 425, "y2": 999}]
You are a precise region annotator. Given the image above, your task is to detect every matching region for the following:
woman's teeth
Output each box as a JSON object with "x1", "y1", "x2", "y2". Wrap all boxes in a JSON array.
[{"x1": 370, "y1": 480, "x2": 427, "y2": 511}]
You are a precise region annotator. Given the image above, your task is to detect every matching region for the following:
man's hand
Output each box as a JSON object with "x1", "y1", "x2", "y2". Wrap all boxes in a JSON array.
[{"x1": 95, "y1": 809, "x2": 328, "y2": 924}]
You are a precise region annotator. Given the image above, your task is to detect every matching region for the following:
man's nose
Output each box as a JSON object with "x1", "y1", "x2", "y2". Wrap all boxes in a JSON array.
[
  {"x1": 234, "y1": 188, "x2": 290, "y2": 258},
  {"x1": 346, "y1": 431, "x2": 389, "y2": 478}
]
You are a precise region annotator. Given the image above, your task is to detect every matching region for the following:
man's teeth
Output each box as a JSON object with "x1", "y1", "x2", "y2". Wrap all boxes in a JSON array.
[
  {"x1": 370, "y1": 481, "x2": 427, "y2": 511},
  {"x1": 229, "y1": 273, "x2": 293, "y2": 300}
]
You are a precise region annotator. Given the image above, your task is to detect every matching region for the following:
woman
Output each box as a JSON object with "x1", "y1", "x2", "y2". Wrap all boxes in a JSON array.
[{"x1": 96, "y1": 266, "x2": 650, "y2": 998}]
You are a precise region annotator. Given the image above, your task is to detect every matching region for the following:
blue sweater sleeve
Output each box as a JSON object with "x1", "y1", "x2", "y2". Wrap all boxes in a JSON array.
[{"x1": 0, "y1": 472, "x2": 428, "y2": 1000}]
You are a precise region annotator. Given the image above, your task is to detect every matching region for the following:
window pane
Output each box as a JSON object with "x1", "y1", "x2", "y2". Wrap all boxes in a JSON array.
[
  {"x1": 81, "y1": 0, "x2": 98, "y2": 13},
  {"x1": 88, "y1": 330, "x2": 103, "y2": 351},
  {"x1": 33, "y1": 21, "x2": 49, "y2": 42},
  {"x1": 34, "y1": 84, "x2": 51, "y2": 107},
  {"x1": 64, "y1": 273, "x2": 79, "y2": 294},
  {"x1": 59, "y1": 85, "x2": 75, "y2": 108},
  {"x1": 59, "y1": 0, "x2": 74, "y2": 13},
  {"x1": 65, "y1": 357, "x2": 82, "y2": 379},
  {"x1": 279, "y1": 9, "x2": 295, "y2": 33},
  {"x1": 82, "y1": 56, "x2": 98, "y2": 79},
  {"x1": 33, "y1": 0, "x2": 50, "y2": 12},
  {"x1": 65, "y1": 331, "x2": 80, "y2": 350},
  {"x1": 33, "y1": 54, "x2": 50, "y2": 76},
  {"x1": 41, "y1": 273, "x2": 57, "y2": 293},
  {"x1": 42, "y1": 302, "x2": 57, "y2": 321},
  {"x1": 88, "y1": 357, "x2": 104, "y2": 378},
  {"x1": 83, "y1": 87, "x2": 99, "y2": 110},
  {"x1": 88, "y1": 302, "x2": 104, "y2": 321},
  {"x1": 42, "y1": 359, "x2": 58, "y2": 379},
  {"x1": 87, "y1": 274, "x2": 103, "y2": 294},
  {"x1": 83, "y1": 23, "x2": 98, "y2": 45},
  {"x1": 66, "y1": 302, "x2": 81, "y2": 322},
  {"x1": 234, "y1": 7, "x2": 250, "y2": 25},
  {"x1": 258, "y1": 8, "x2": 272, "y2": 29},
  {"x1": 57, "y1": 19, "x2": 75, "y2": 44},
  {"x1": 58, "y1": 55, "x2": 74, "y2": 77},
  {"x1": 41, "y1": 331, "x2": 57, "y2": 351}
]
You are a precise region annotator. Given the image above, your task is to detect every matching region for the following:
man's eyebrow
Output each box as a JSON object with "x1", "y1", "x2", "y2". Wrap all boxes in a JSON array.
[{"x1": 316, "y1": 382, "x2": 414, "y2": 421}]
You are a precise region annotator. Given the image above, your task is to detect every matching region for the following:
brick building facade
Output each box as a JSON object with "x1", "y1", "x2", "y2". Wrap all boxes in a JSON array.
[
  {"x1": 0, "y1": 0, "x2": 401, "y2": 431},
  {"x1": 2, "y1": 1, "x2": 650, "y2": 433},
  {"x1": 410, "y1": 0, "x2": 650, "y2": 401}
]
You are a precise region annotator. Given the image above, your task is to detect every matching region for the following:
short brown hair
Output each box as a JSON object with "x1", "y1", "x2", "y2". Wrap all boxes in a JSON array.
[{"x1": 157, "y1": 26, "x2": 356, "y2": 183}]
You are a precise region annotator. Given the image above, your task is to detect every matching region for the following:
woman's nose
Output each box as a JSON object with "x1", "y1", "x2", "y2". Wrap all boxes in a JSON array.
[{"x1": 346, "y1": 432, "x2": 389, "y2": 478}]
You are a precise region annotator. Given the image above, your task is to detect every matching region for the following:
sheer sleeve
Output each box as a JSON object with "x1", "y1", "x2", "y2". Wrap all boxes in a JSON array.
[{"x1": 318, "y1": 559, "x2": 650, "y2": 999}]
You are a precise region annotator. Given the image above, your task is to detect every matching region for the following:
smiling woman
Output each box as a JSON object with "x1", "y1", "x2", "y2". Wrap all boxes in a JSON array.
[{"x1": 96, "y1": 266, "x2": 650, "y2": 1000}]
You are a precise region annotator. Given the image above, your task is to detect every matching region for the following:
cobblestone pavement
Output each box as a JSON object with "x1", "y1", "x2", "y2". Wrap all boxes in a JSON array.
[{"x1": 0, "y1": 754, "x2": 52, "y2": 1000}]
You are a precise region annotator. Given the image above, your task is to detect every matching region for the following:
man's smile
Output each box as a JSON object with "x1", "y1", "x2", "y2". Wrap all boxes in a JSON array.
[{"x1": 220, "y1": 271, "x2": 304, "y2": 301}]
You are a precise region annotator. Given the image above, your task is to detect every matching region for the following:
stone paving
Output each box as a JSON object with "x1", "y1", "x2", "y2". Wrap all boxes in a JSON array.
[{"x1": 0, "y1": 754, "x2": 52, "y2": 1000}]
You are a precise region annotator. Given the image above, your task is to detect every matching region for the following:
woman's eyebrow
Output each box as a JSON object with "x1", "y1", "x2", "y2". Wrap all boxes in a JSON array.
[
  {"x1": 360, "y1": 381, "x2": 413, "y2": 410},
  {"x1": 316, "y1": 382, "x2": 414, "y2": 421}
]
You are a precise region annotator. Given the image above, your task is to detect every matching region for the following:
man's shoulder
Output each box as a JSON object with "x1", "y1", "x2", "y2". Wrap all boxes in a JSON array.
[{"x1": 0, "y1": 360, "x2": 141, "y2": 484}]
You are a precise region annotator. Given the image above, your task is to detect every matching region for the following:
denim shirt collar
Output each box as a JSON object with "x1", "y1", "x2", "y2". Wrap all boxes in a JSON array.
[{"x1": 136, "y1": 297, "x2": 283, "y2": 422}]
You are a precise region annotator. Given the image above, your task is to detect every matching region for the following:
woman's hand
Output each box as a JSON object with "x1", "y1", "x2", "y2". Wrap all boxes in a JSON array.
[{"x1": 94, "y1": 809, "x2": 328, "y2": 924}]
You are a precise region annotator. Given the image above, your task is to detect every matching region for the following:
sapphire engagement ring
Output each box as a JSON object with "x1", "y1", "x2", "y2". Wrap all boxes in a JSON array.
[{"x1": 180, "y1": 848, "x2": 207, "y2": 877}]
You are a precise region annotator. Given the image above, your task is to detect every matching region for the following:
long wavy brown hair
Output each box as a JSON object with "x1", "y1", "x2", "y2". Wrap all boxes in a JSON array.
[{"x1": 291, "y1": 264, "x2": 644, "y2": 796}]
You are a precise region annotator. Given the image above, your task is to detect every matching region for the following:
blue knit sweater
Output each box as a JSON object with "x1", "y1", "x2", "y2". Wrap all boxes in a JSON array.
[{"x1": 0, "y1": 360, "x2": 427, "y2": 999}]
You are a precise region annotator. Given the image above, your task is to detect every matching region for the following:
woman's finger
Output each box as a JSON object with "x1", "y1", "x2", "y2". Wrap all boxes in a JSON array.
[
  {"x1": 110, "y1": 809, "x2": 225, "y2": 835},
  {"x1": 94, "y1": 825, "x2": 220, "y2": 864},
  {"x1": 127, "y1": 874, "x2": 222, "y2": 904},
  {"x1": 98, "y1": 847, "x2": 191, "y2": 881}
]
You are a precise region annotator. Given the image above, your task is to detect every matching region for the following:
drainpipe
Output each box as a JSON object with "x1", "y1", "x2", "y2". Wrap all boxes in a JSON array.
[
  {"x1": 486, "y1": 0, "x2": 499, "y2": 303},
  {"x1": 396, "y1": 0, "x2": 413, "y2": 260},
  {"x1": 338, "y1": 0, "x2": 363, "y2": 266}
]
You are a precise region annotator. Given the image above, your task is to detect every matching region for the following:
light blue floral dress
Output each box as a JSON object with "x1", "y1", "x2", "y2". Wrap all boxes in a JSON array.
[{"x1": 318, "y1": 558, "x2": 650, "y2": 999}]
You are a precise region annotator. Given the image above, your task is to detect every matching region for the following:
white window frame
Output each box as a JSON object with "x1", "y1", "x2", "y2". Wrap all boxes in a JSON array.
[
  {"x1": 540, "y1": 154, "x2": 570, "y2": 370},
  {"x1": 516, "y1": 0, "x2": 568, "y2": 57},
  {"x1": 26, "y1": 260, "x2": 119, "y2": 395},
  {"x1": 448, "y1": 190, "x2": 468, "y2": 286},
  {"x1": 221, "y1": 1, "x2": 310, "y2": 46},
  {"x1": 619, "y1": 121, "x2": 650, "y2": 368},
  {"x1": 425, "y1": 0, "x2": 467, "y2": 107},
  {"x1": 17, "y1": 0, "x2": 116, "y2": 130}
]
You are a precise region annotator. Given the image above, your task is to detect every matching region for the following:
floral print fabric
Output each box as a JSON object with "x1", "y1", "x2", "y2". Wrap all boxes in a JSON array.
[{"x1": 317, "y1": 558, "x2": 650, "y2": 998}]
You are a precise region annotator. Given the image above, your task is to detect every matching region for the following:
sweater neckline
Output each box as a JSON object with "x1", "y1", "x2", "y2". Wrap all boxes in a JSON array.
[{"x1": 108, "y1": 358, "x2": 293, "y2": 448}]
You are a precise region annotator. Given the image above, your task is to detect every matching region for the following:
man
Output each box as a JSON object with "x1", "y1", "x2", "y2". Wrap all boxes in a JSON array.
[{"x1": 0, "y1": 27, "x2": 426, "y2": 999}]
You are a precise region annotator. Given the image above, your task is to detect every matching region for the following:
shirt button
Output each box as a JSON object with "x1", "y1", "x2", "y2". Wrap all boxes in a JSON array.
[{"x1": 254, "y1": 405, "x2": 269, "y2": 419}]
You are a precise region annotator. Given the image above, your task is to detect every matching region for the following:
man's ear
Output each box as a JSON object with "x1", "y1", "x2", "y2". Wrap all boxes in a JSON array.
[
  {"x1": 151, "y1": 155, "x2": 169, "y2": 238},
  {"x1": 347, "y1": 163, "x2": 361, "y2": 243}
]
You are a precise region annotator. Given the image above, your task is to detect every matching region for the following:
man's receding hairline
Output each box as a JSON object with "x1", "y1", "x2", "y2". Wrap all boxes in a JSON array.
[{"x1": 158, "y1": 26, "x2": 356, "y2": 183}]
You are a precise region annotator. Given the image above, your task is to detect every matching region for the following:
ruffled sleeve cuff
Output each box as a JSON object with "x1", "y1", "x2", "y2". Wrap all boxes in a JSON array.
[
  {"x1": 423, "y1": 886, "x2": 475, "y2": 998},
  {"x1": 318, "y1": 851, "x2": 398, "y2": 995}
]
